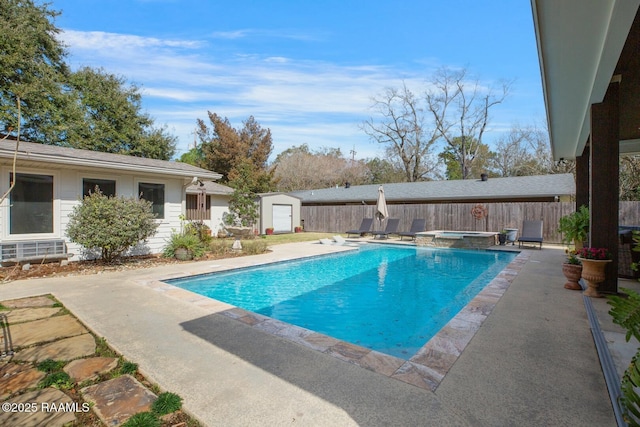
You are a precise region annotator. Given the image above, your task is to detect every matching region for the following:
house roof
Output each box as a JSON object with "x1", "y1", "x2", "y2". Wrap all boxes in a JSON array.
[
  {"x1": 289, "y1": 174, "x2": 575, "y2": 204},
  {"x1": 0, "y1": 139, "x2": 222, "y2": 180},
  {"x1": 186, "y1": 181, "x2": 233, "y2": 195},
  {"x1": 531, "y1": 0, "x2": 640, "y2": 159}
]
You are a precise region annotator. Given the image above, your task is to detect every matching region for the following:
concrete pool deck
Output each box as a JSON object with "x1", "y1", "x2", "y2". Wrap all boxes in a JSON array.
[{"x1": 0, "y1": 241, "x2": 629, "y2": 426}]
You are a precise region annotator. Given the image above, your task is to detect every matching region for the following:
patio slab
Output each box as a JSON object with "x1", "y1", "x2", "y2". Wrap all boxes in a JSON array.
[
  {"x1": 13, "y1": 333, "x2": 96, "y2": 363},
  {"x1": 0, "y1": 388, "x2": 76, "y2": 427},
  {"x1": 81, "y1": 375, "x2": 156, "y2": 426},
  {"x1": 9, "y1": 315, "x2": 88, "y2": 348}
]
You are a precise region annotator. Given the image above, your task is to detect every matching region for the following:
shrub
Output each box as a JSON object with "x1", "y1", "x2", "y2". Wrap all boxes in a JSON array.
[
  {"x1": 184, "y1": 220, "x2": 213, "y2": 245},
  {"x1": 66, "y1": 190, "x2": 158, "y2": 263},
  {"x1": 209, "y1": 239, "x2": 233, "y2": 255},
  {"x1": 240, "y1": 239, "x2": 268, "y2": 255},
  {"x1": 608, "y1": 288, "x2": 640, "y2": 425}
]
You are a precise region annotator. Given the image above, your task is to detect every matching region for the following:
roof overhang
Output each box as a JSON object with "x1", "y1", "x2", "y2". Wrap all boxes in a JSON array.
[
  {"x1": 531, "y1": 0, "x2": 640, "y2": 160},
  {"x1": 0, "y1": 143, "x2": 222, "y2": 181}
]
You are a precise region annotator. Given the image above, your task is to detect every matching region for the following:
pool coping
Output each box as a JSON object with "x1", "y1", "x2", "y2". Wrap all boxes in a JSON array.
[{"x1": 138, "y1": 247, "x2": 530, "y2": 391}]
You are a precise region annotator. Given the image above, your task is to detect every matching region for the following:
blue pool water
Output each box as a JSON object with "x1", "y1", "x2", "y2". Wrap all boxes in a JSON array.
[{"x1": 167, "y1": 244, "x2": 516, "y2": 359}]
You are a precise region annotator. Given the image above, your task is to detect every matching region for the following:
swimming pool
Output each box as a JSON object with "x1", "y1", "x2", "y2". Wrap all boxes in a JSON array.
[{"x1": 167, "y1": 244, "x2": 517, "y2": 360}]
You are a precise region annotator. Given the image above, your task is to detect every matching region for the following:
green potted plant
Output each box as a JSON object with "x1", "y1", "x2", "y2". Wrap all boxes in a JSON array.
[
  {"x1": 562, "y1": 249, "x2": 582, "y2": 290},
  {"x1": 557, "y1": 205, "x2": 589, "y2": 249},
  {"x1": 162, "y1": 231, "x2": 206, "y2": 261}
]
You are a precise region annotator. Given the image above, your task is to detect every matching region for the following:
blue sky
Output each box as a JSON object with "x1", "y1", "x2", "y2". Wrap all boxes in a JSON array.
[{"x1": 51, "y1": 0, "x2": 545, "y2": 160}]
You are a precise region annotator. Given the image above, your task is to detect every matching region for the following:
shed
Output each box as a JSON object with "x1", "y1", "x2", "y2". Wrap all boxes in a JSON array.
[{"x1": 256, "y1": 193, "x2": 301, "y2": 234}]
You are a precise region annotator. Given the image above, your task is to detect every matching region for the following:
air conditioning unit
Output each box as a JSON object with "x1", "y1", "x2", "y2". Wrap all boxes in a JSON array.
[{"x1": 0, "y1": 240, "x2": 68, "y2": 263}]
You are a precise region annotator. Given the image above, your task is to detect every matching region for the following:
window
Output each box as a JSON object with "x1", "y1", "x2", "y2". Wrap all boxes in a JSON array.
[
  {"x1": 10, "y1": 173, "x2": 54, "y2": 234},
  {"x1": 138, "y1": 182, "x2": 165, "y2": 218},
  {"x1": 83, "y1": 178, "x2": 116, "y2": 198}
]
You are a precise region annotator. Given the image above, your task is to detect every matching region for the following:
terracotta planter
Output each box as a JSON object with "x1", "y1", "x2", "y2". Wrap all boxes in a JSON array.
[
  {"x1": 578, "y1": 258, "x2": 612, "y2": 297},
  {"x1": 562, "y1": 263, "x2": 583, "y2": 290},
  {"x1": 266, "y1": 228, "x2": 274, "y2": 235}
]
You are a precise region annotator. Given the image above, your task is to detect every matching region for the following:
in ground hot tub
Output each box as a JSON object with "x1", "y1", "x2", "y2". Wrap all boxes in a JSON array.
[{"x1": 415, "y1": 230, "x2": 498, "y2": 249}]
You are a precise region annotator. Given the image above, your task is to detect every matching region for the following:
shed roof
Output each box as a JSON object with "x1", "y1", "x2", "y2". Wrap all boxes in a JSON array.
[
  {"x1": 289, "y1": 174, "x2": 575, "y2": 205},
  {"x1": 0, "y1": 139, "x2": 222, "y2": 180}
]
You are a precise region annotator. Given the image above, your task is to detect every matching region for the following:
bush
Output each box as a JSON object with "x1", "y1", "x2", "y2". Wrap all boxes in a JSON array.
[
  {"x1": 66, "y1": 190, "x2": 158, "y2": 263},
  {"x1": 209, "y1": 239, "x2": 233, "y2": 255},
  {"x1": 241, "y1": 239, "x2": 268, "y2": 255},
  {"x1": 184, "y1": 220, "x2": 212, "y2": 245}
]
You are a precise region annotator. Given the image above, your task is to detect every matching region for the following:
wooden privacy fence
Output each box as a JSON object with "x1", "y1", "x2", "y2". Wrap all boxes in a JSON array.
[{"x1": 301, "y1": 201, "x2": 640, "y2": 244}]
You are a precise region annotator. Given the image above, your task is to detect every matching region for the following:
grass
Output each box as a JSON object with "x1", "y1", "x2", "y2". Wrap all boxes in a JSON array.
[{"x1": 259, "y1": 232, "x2": 338, "y2": 245}]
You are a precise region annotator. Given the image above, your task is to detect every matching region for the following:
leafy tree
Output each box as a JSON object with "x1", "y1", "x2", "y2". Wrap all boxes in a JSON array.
[
  {"x1": 197, "y1": 113, "x2": 274, "y2": 185},
  {"x1": 439, "y1": 136, "x2": 492, "y2": 180},
  {"x1": 66, "y1": 190, "x2": 159, "y2": 263},
  {"x1": 179, "y1": 146, "x2": 204, "y2": 166},
  {"x1": 425, "y1": 67, "x2": 510, "y2": 179},
  {"x1": 364, "y1": 157, "x2": 407, "y2": 184},
  {"x1": 1, "y1": 1, "x2": 177, "y2": 159},
  {"x1": 0, "y1": 0, "x2": 71, "y2": 142},
  {"x1": 361, "y1": 83, "x2": 440, "y2": 182},
  {"x1": 226, "y1": 161, "x2": 262, "y2": 227},
  {"x1": 66, "y1": 67, "x2": 176, "y2": 159}
]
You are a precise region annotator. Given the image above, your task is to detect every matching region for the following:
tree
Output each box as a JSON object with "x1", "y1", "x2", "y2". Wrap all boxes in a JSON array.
[
  {"x1": 425, "y1": 67, "x2": 510, "y2": 179},
  {"x1": 490, "y1": 126, "x2": 537, "y2": 177},
  {"x1": 1, "y1": 0, "x2": 71, "y2": 142},
  {"x1": 489, "y1": 124, "x2": 574, "y2": 177},
  {"x1": 364, "y1": 157, "x2": 407, "y2": 184},
  {"x1": 1, "y1": 1, "x2": 177, "y2": 159},
  {"x1": 197, "y1": 113, "x2": 273, "y2": 184},
  {"x1": 439, "y1": 136, "x2": 492, "y2": 180},
  {"x1": 272, "y1": 144, "x2": 370, "y2": 191},
  {"x1": 66, "y1": 67, "x2": 176, "y2": 159},
  {"x1": 226, "y1": 161, "x2": 262, "y2": 227},
  {"x1": 179, "y1": 146, "x2": 204, "y2": 166},
  {"x1": 361, "y1": 83, "x2": 440, "y2": 182},
  {"x1": 66, "y1": 190, "x2": 159, "y2": 263},
  {"x1": 620, "y1": 155, "x2": 640, "y2": 201}
]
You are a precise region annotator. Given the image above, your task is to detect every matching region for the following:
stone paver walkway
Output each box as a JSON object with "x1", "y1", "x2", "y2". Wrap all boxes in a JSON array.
[{"x1": 0, "y1": 295, "x2": 165, "y2": 427}]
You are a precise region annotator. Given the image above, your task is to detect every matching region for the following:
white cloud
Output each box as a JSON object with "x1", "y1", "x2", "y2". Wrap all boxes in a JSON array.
[{"x1": 58, "y1": 28, "x2": 521, "y2": 160}]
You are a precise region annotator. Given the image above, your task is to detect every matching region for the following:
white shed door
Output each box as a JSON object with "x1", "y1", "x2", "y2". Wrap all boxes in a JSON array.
[{"x1": 272, "y1": 204, "x2": 292, "y2": 232}]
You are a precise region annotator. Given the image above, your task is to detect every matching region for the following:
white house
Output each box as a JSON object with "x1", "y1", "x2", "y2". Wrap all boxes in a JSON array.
[{"x1": 0, "y1": 139, "x2": 228, "y2": 261}]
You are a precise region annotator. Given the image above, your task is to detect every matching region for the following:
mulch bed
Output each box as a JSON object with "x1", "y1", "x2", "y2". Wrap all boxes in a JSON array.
[{"x1": 0, "y1": 252, "x2": 250, "y2": 283}]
